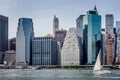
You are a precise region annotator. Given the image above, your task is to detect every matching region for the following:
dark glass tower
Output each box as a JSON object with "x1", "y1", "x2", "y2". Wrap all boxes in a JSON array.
[{"x1": 0, "y1": 15, "x2": 8, "y2": 52}]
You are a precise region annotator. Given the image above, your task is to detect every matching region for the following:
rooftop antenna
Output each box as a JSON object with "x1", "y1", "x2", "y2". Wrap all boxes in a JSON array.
[{"x1": 94, "y1": 0, "x2": 98, "y2": 13}]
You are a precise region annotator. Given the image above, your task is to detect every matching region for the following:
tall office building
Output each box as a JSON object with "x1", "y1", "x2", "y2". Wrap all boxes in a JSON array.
[
  {"x1": 76, "y1": 15, "x2": 84, "y2": 64},
  {"x1": 116, "y1": 21, "x2": 120, "y2": 32},
  {"x1": 16, "y1": 18, "x2": 34, "y2": 65},
  {"x1": 55, "y1": 29, "x2": 67, "y2": 49},
  {"x1": 101, "y1": 29, "x2": 106, "y2": 65},
  {"x1": 32, "y1": 37, "x2": 58, "y2": 66},
  {"x1": 53, "y1": 15, "x2": 59, "y2": 36},
  {"x1": 61, "y1": 28, "x2": 81, "y2": 66},
  {"x1": 105, "y1": 14, "x2": 115, "y2": 64},
  {"x1": 76, "y1": 15, "x2": 84, "y2": 37},
  {"x1": 0, "y1": 15, "x2": 8, "y2": 52},
  {"x1": 83, "y1": 6, "x2": 101, "y2": 64}
]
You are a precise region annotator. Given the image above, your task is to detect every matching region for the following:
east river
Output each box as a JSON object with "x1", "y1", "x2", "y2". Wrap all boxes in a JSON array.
[{"x1": 0, "y1": 69, "x2": 120, "y2": 80}]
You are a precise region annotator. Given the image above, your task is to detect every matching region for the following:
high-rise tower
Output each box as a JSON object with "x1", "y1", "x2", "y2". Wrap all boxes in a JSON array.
[
  {"x1": 0, "y1": 15, "x2": 8, "y2": 52},
  {"x1": 83, "y1": 6, "x2": 101, "y2": 64},
  {"x1": 16, "y1": 18, "x2": 34, "y2": 65},
  {"x1": 105, "y1": 14, "x2": 115, "y2": 64},
  {"x1": 61, "y1": 28, "x2": 81, "y2": 66},
  {"x1": 53, "y1": 15, "x2": 59, "y2": 36}
]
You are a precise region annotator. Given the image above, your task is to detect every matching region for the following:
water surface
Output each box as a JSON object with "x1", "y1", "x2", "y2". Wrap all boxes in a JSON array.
[{"x1": 0, "y1": 69, "x2": 120, "y2": 80}]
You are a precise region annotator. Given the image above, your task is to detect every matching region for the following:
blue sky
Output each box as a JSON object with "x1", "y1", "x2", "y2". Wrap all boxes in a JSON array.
[{"x1": 0, "y1": 0, "x2": 120, "y2": 38}]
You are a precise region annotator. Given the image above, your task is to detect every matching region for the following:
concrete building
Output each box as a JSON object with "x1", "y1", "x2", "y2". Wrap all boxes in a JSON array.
[
  {"x1": 8, "y1": 38, "x2": 16, "y2": 51},
  {"x1": 105, "y1": 14, "x2": 115, "y2": 64},
  {"x1": 0, "y1": 15, "x2": 8, "y2": 52},
  {"x1": 3, "y1": 51, "x2": 16, "y2": 65},
  {"x1": 32, "y1": 37, "x2": 58, "y2": 66},
  {"x1": 16, "y1": 18, "x2": 34, "y2": 65},
  {"x1": 83, "y1": 6, "x2": 101, "y2": 64},
  {"x1": 53, "y1": 15, "x2": 59, "y2": 36},
  {"x1": 61, "y1": 28, "x2": 81, "y2": 66}
]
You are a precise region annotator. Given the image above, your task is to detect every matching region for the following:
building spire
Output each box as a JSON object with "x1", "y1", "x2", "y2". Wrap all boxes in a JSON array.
[
  {"x1": 94, "y1": 5, "x2": 97, "y2": 11},
  {"x1": 94, "y1": 5, "x2": 98, "y2": 14}
]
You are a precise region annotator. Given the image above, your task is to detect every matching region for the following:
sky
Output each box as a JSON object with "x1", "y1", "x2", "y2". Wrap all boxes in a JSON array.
[{"x1": 0, "y1": 0, "x2": 120, "y2": 38}]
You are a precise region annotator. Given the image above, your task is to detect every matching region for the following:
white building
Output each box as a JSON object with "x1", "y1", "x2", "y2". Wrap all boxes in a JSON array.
[
  {"x1": 16, "y1": 19, "x2": 26, "y2": 64},
  {"x1": 61, "y1": 28, "x2": 81, "y2": 66}
]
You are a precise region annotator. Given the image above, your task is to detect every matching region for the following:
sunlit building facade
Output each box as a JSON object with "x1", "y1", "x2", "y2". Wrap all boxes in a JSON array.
[{"x1": 61, "y1": 28, "x2": 81, "y2": 66}]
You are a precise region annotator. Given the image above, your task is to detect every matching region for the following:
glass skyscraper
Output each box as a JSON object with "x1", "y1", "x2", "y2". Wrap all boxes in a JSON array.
[
  {"x1": 76, "y1": 15, "x2": 84, "y2": 38},
  {"x1": 0, "y1": 15, "x2": 8, "y2": 52},
  {"x1": 16, "y1": 18, "x2": 34, "y2": 65},
  {"x1": 83, "y1": 6, "x2": 101, "y2": 64}
]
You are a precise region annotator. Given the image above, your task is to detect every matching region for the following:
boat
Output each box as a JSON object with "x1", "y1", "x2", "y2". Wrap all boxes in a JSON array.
[
  {"x1": 93, "y1": 50, "x2": 102, "y2": 71},
  {"x1": 93, "y1": 50, "x2": 111, "y2": 74}
]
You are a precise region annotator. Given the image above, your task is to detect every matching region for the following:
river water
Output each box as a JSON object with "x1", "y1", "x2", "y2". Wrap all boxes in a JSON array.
[{"x1": 0, "y1": 69, "x2": 120, "y2": 80}]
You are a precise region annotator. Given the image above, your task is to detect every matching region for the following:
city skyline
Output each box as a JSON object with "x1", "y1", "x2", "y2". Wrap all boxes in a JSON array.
[{"x1": 0, "y1": 0, "x2": 120, "y2": 38}]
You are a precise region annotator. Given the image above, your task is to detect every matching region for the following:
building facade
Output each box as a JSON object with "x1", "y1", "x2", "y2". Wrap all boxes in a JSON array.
[
  {"x1": 61, "y1": 28, "x2": 81, "y2": 66},
  {"x1": 76, "y1": 15, "x2": 84, "y2": 38},
  {"x1": 3, "y1": 51, "x2": 16, "y2": 65},
  {"x1": 76, "y1": 15, "x2": 84, "y2": 64},
  {"x1": 101, "y1": 29, "x2": 106, "y2": 65},
  {"x1": 116, "y1": 29, "x2": 120, "y2": 62},
  {"x1": 0, "y1": 15, "x2": 8, "y2": 52},
  {"x1": 105, "y1": 14, "x2": 115, "y2": 64},
  {"x1": 55, "y1": 29, "x2": 67, "y2": 49},
  {"x1": 83, "y1": 6, "x2": 101, "y2": 64},
  {"x1": 8, "y1": 38, "x2": 16, "y2": 51},
  {"x1": 16, "y1": 18, "x2": 34, "y2": 65},
  {"x1": 53, "y1": 15, "x2": 59, "y2": 36},
  {"x1": 116, "y1": 21, "x2": 120, "y2": 32},
  {"x1": 32, "y1": 37, "x2": 58, "y2": 66}
]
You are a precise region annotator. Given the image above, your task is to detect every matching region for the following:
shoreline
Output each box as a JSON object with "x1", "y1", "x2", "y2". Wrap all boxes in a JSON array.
[{"x1": 0, "y1": 65, "x2": 119, "y2": 69}]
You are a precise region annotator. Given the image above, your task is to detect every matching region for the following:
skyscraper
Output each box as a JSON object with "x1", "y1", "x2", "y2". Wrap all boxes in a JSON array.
[
  {"x1": 16, "y1": 18, "x2": 34, "y2": 65},
  {"x1": 83, "y1": 6, "x2": 101, "y2": 64},
  {"x1": 101, "y1": 29, "x2": 106, "y2": 65},
  {"x1": 105, "y1": 14, "x2": 115, "y2": 64},
  {"x1": 116, "y1": 21, "x2": 120, "y2": 32},
  {"x1": 106, "y1": 14, "x2": 114, "y2": 34},
  {"x1": 61, "y1": 28, "x2": 81, "y2": 66},
  {"x1": 0, "y1": 15, "x2": 8, "y2": 52},
  {"x1": 76, "y1": 15, "x2": 84, "y2": 38},
  {"x1": 32, "y1": 37, "x2": 58, "y2": 66},
  {"x1": 53, "y1": 15, "x2": 59, "y2": 36},
  {"x1": 76, "y1": 15, "x2": 84, "y2": 64}
]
